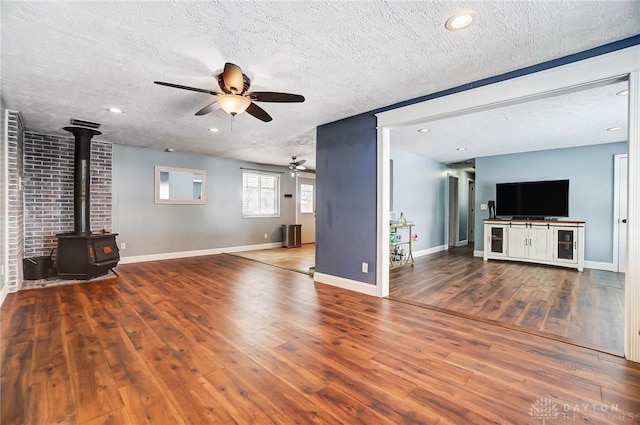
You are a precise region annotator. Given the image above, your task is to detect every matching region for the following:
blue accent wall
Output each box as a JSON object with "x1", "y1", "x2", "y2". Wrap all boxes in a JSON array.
[
  {"x1": 315, "y1": 35, "x2": 639, "y2": 284},
  {"x1": 316, "y1": 115, "x2": 377, "y2": 284},
  {"x1": 475, "y1": 142, "x2": 627, "y2": 263}
]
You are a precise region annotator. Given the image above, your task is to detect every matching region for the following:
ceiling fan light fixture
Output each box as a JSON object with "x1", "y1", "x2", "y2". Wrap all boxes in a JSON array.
[
  {"x1": 445, "y1": 11, "x2": 476, "y2": 31},
  {"x1": 418, "y1": 128, "x2": 431, "y2": 133},
  {"x1": 217, "y1": 94, "x2": 251, "y2": 116}
]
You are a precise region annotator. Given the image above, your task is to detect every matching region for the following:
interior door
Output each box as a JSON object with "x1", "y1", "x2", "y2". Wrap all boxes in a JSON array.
[
  {"x1": 616, "y1": 155, "x2": 628, "y2": 272},
  {"x1": 298, "y1": 176, "x2": 316, "y2": 244}
]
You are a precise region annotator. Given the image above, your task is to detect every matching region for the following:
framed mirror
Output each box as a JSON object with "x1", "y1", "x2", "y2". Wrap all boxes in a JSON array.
[{"x1": 154, "y1": 165, "x2": 207, "y2": 205}]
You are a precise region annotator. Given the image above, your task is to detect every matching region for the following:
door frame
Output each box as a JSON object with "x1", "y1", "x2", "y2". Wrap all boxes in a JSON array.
[
  {"x1": 446, "y1": 174, "x2": 459, "y2": 248},
  {"x1": 295, "y1": 171, "x2": 316, "y2": 244},
  {"x1": 468, "y1": 179, "x2": 476, "y2": 246},
  {"x1": 613, "y1": 153, "x2": 628, "y2": 273}
]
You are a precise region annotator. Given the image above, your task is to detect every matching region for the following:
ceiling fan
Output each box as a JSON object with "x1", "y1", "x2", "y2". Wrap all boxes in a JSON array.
[
  {"x1": 288, "y1": 156, "x2": 306, "y2": 176},
  {"x1": 154, "y1": 63, "x2": 305, "y2": 122}
]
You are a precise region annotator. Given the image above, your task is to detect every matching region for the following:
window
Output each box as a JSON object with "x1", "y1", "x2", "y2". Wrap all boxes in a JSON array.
[
  {"x1": 300, "y1": 183, "x2": 314, "y2": 213},
  {"x1": 243, "y1": 171, "x2": 280, "y2": 217}
]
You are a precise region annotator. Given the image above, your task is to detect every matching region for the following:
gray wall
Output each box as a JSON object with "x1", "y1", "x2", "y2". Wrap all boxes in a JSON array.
[
  {"x1": 112, "y1": 144, "x2": 296, "y2": 257},
  {"x1": 475, "y1": 141, "x2": 627, "y2": 263},
  {"x1": 391, "y1": 147, "x2": 446, "y2": 251}
]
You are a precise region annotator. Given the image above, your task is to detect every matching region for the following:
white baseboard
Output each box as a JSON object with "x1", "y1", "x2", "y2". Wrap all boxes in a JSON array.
[
  {"x1": 0, "y1": 283, "x2": 12, "y2": 307},
  {"x1": 474, "y1": 250, "x2": 484, "y2": 258},
  {"x1": 313, "y1": 272, "x2": 378, "y2": 297},
  {"x1": 119, "y1": 242, "x2": 283, "y2": 265},
  {"x1": 414, "y1": 244, "x2": 448, "y2": 258},
  {"x1": 455, "y1": 240, "x2": 468, "y2": 247},
  {"x1": 584, "y1": 261, "x2": 616, "y2": 272}
]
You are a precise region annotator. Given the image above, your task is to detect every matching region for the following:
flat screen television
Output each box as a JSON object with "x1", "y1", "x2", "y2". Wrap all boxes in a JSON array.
[{"x1": 496, "y1": 179, "x2": 569, "y2": 218}]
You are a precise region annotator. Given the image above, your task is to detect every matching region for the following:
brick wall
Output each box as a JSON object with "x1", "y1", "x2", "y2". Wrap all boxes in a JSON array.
[
  {"x1": 23, "y1": 131, "x2": 113, "y2": 260},
  {"x1": 7, "y1": 111, "x2": 24, "y2": 292}
]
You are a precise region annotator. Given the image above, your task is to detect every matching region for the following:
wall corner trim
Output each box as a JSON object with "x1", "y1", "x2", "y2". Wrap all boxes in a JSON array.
[{"x1": 313, "y1": 272, "x2": 378, "y2": 297}]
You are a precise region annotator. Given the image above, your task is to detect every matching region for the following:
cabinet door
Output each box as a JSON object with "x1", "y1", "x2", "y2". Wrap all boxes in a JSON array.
[
  {"x1": 553, "y1": 227, "x2": 578, "y2": 264},
  {"x1": 508, "y1": 225, "x2": 527, "y2": 259},
  {"x1": 528, "y1": 225, "x2": 552, "y2": 261},
  {"x1": 487, "y1": 225, "x2": 508, "y2": 256}
]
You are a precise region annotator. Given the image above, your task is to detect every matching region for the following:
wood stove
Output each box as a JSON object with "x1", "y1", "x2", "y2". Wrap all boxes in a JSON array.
[{"x1": 56, "y1": 125, "x2": 119, "y2": 279}]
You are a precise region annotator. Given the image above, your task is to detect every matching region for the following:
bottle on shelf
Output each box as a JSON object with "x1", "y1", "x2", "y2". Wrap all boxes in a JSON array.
[{"x1": 398, "y1": 212, "x2": 406, "y2": 225}]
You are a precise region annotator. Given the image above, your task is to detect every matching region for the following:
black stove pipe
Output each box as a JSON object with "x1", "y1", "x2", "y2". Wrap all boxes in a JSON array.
[{"x1": 63, "y1": 126, "x2": 102, "y2": 235}]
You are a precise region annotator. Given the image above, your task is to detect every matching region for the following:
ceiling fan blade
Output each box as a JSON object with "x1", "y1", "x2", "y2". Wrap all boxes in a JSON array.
[
  {"x1": 296, "y1": 165, "x2": 307, "y2": 170},
  {"x1": 154, "y1": 81, "x2": 220, "y2": 95},
  {"x1": 294, "y1": 159, "x2": 306, "y2": 166},
  {"x1": 195, "y1": 101, "x2": 221, "y2": 116},
  {"x1": 223, "y1": 63, "x2": 245, "y2": 94},
  {"x1": 247, "y1": 92, "x2": 305, "y2": 103},
  {"x1": 245, "y1": 102, "x2": 272, "y2": 122}
]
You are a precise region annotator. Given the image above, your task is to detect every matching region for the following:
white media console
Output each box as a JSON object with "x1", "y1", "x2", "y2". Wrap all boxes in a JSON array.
[{"x1": 483, "y1": 219, "x2": 585, "y2": 271}]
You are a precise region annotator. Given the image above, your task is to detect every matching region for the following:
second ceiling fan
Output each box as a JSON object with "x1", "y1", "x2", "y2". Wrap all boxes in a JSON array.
[{"x1": 154, "y1": 63, "x2": 305, "y2": 122}]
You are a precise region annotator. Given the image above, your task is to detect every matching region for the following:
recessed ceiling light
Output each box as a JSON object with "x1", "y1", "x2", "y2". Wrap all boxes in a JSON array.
[
  {"x1": 208, "y1": 128, "x2": 219, "y2": 132},
  {"x1": 457, "y1": 147, "x2": 467, "y2": 151},
  {"x1": 418, "y1": 128, "x2": 431, "y2": 133},
  {"x1": 107, "y1": 107, "x2": 123, "y2": 114},
  {"x1": 164, "y1": 148, "x2": 174, "y2": 152},
  {"x1": 616, "y1": 89, "x2": 629, "y2": 96},
  {"x1": 607, "y1": 126, "x2": 624, "y2": 131},
  {"x1": 445, "y1": 11, "x2": 476, "y2": 31}
]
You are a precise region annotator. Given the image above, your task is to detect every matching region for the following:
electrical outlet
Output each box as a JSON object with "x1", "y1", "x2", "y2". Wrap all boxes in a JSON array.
[
  {"x1": 264, "y1": 233, "x2": 268, "y2": 239},
  {"x1": 480, "y1": 203, "x2": 488, "y2": 210},
  {"x1": 362, "y1": 262, "x2": 368, "y2": 273},
  {"x1": 121, "y1": 242, "x2": 126, "y2": 250}
]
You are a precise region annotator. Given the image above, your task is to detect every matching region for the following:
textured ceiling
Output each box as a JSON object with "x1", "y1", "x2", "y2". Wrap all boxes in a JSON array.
[
  {"x1": 2, "y1": 1, "x2": 639, "y2": 170},
  {"x1": 392, "y1": 80, "x2": 631, "y2": 164}
]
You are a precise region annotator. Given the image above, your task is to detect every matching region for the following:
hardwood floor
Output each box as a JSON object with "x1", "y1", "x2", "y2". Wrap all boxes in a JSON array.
[
  {"x1": 389, "y1": 245, "x2": 625, "y2": 355},
  {"x1": 2, "y1": 254, "x2": 639, "y2": 424},
  {"x1": 231, "y1": 243, "x2": 315, "y2": 274}
]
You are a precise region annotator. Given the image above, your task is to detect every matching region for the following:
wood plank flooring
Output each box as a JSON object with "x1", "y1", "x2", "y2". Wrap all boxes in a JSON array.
[
  {"x1": 231, "y1": 243, "x2": 315, "y2": 275},
  {"x1": 389, "y1": 245, "x2": 625, "y2": 355},
  {"x1": 2, "y1": 254, "x2": 639, "y2": 424}
]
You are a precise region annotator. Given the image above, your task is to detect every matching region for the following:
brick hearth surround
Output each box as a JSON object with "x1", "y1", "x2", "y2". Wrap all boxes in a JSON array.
[{"x1": 10, "y1": 124, "x2": 113, "y2": 290}]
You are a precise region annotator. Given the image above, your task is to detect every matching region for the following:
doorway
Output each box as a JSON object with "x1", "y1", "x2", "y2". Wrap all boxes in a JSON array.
[
  {"x1": 377, "y1": 65, "x2": 637, "y2": 357},
  {"x1": 297, "y1": 174, "x2": 316, "y2": 244}
]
